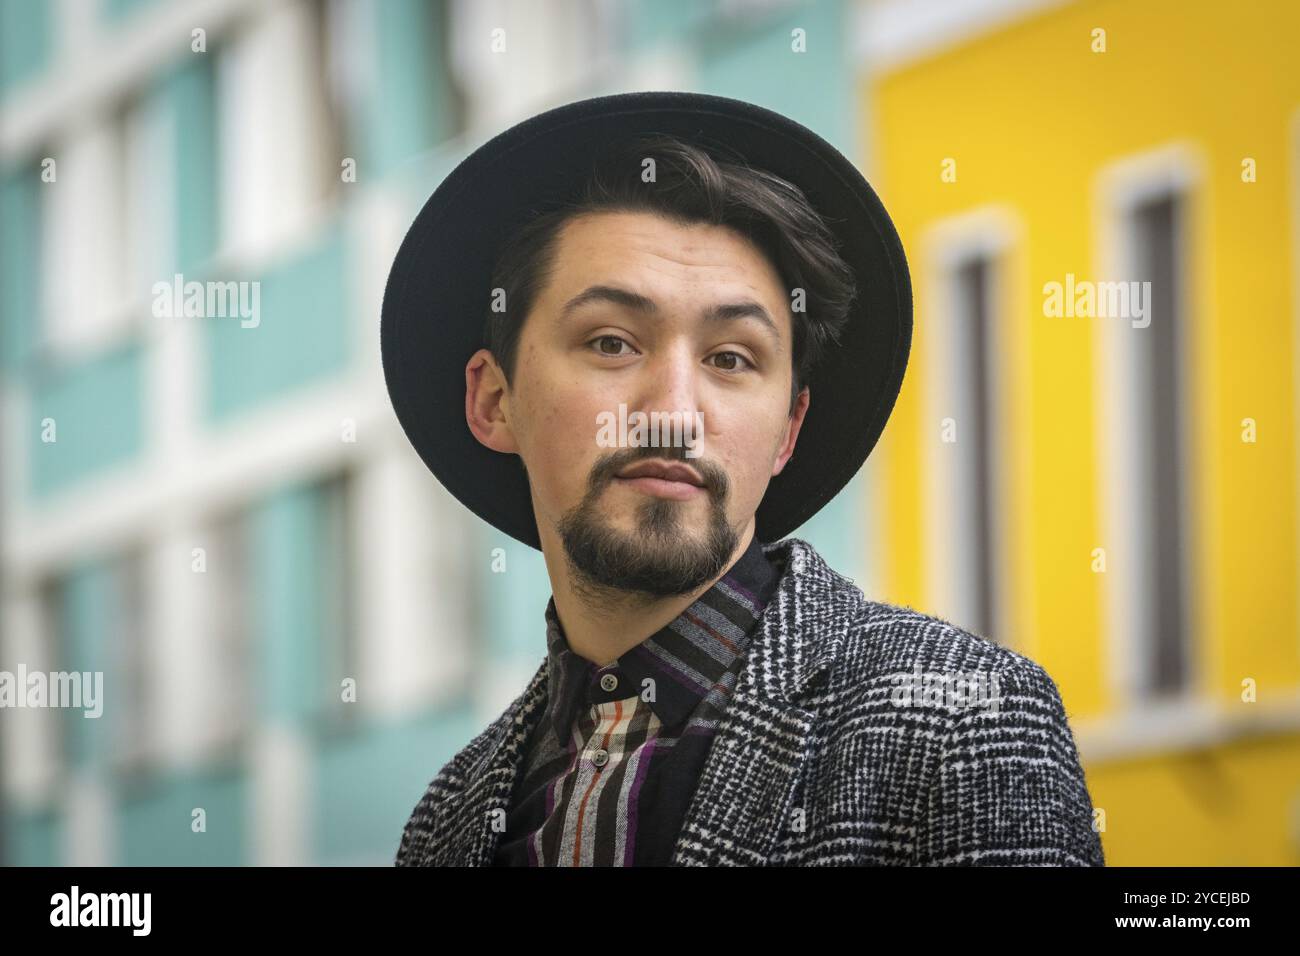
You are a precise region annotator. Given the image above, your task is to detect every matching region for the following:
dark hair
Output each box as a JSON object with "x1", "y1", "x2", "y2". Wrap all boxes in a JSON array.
[{"x1": 482, "y1": 132, "x2": 857, "y2": 414}]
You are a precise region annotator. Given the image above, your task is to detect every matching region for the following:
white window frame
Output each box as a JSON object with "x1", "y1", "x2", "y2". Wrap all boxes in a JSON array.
[
  {"x1": 1291, "y1": 105, "x2": 1300, "y2": 666},
  {"x1": 917, "y1": 205, "x2": 1023, "y2": 649},
  {"x1": 448, "y1": 0, "x2": 623, "y2": 130},
  {"x1": 215, "y1": 0, "x2": 334, "y2": 263},
  {"x1": 1092, "y1": 141, "x2": 1207, "y2": 725}
]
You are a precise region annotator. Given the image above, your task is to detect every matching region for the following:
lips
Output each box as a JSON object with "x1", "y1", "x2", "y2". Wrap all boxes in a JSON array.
[{"x1": 615, "y1": 460, "x2": 704, "y2": 487}]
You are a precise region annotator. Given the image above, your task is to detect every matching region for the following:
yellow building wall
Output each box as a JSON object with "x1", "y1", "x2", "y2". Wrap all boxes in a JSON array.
[{"x1": 867, "y1": 0, "x2": 1300, "y2": 864}]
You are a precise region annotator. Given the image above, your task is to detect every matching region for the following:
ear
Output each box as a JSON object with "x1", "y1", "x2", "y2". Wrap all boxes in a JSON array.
[
  {"x1": 466, "y1": 348, "x2": 520, "y2": 454},
  {"x1": 771, "y1": 385, "x2": 810, "y2": 477}
]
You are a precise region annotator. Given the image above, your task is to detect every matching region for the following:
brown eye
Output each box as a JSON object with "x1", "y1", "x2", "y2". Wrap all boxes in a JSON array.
[
  {"x1": 711, "y1": 351, "x2": 752, "y2": 372},
  {"x1": 591, "y1": 335, "x2": 632, "y2": 356}
]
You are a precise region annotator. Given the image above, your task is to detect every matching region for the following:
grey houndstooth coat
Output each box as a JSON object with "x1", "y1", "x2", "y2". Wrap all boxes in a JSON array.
[{"x1": 395, "y1": 536, "x2": 1105, "y2": 866}]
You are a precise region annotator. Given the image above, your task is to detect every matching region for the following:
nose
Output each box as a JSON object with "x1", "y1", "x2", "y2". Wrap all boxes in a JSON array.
[{"x1": 623, "y1": 339, "x2": 705, "y2": 457}]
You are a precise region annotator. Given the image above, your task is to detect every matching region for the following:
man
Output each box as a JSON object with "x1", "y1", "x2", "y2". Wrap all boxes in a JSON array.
[{"x1": 381, "y1": 91, "x2": 1104, "y2": 866}]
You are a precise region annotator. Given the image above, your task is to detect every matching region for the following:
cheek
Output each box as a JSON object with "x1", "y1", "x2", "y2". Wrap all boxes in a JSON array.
[
  {"x1": 517, "y1": 380, "x2": 609, "y2": 503},
  {"x1": 709, "y1": 406, "x2": 784, "y2": 493}
]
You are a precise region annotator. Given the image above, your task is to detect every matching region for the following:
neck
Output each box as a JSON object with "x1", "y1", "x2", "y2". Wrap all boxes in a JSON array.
[{"x1": 539, "y1": 519, "x2": 757, "y2": 667}]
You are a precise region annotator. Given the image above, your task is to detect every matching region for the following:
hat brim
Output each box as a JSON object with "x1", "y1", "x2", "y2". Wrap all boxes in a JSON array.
[{"x1": 381, "y1": 90, "x2": 911, "y2": 551}]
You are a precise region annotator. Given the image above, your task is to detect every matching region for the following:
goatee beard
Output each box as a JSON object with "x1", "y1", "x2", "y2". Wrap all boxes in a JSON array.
[{"x1": 556, "y1": 449, "x2": 739, "y2": 601}]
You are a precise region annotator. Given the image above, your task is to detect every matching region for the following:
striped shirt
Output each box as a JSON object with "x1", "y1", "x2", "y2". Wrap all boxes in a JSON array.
[{"x1": 491, "y1": 532, "x2": 780, "y2": 866}]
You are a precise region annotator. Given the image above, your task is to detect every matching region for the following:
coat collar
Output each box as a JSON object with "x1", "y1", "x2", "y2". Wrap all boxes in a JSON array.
[{"x1": 432, "y1": 536, "x2": 863, "y2": 866}]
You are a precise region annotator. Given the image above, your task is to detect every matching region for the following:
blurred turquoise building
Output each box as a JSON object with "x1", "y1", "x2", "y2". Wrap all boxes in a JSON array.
[{"x1": 0, "y1": 0, "x2": 872, "y2": 865}]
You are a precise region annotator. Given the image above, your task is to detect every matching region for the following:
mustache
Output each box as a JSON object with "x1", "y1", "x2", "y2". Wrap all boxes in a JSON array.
[{"x1": 591, "y1": 445, "x2": 725, "y2": 495}]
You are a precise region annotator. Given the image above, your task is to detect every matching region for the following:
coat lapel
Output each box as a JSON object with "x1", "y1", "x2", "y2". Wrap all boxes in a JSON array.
[
  {"x1": 436, "y1": 659, "x2": 550, "y2": 866},
  {"x1": 670, "y1": 537, "x2": 860, "y2": 865}
]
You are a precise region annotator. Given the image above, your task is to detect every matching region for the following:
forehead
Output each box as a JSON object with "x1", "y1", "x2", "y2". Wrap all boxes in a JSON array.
[{"x1": 543, "y1": 210, "x2": 791, "y2": 331}]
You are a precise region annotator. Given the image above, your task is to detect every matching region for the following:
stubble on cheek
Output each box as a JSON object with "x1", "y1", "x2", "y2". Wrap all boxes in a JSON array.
[{"x1": 521, "y1": 384, "x2": 601, "y2": 521}]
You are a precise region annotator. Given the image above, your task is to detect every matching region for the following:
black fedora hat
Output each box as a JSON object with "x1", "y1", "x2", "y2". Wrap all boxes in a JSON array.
[{"x1": 380, "y1": 90, "x2": 911, "y2": 551}]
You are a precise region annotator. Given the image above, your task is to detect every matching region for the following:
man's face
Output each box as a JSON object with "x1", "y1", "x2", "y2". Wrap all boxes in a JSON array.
[{"x1": 469, "y1": 209, "x2": 810, "y2": 599}]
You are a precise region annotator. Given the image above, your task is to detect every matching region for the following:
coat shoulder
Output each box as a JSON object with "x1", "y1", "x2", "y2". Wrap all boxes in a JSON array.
[
  {"x1": 834, "y1": 601, "x2": 1087, "y2": 745},
  {"x1": 796, "y1": 598, "x2": 1104, "y2": 866},
  {"x1": 845, "y1": 600, "x2": 1034, "y2": 683}
]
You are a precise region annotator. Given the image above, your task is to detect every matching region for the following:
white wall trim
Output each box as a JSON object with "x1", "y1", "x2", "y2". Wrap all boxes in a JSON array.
[
  {"x1": 4, "y1": 377, "x2": 395, "y2": 581},
  {"x1": 0, "y1": 590, "x2": 59, "y2": 806},
  {"x1": 1075, "y1": 690, "x2": 1300, "y2": 765},
  {"x1": 1290, "y1": 104, "x2": 1300, "y2": 666},
  {"x1": 0, "y1": 0, "x2": 266, "y2": 164},
  {"x1": 62, "y1": 767, "x2": 115, "y2": 866},
  {"x1": 856, "y1": 0, "x2": 1072, "y2": 75},
  {"x1": 248, "y1": 723, "x2": 310, "y2": 865}
]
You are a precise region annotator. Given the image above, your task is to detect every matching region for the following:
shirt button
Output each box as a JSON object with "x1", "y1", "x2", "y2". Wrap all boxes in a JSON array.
[
  {"x1": 591, "y1": 748, "x2": 609, "y2": 768},
  {"x1": 599, "y1": 673, "x2": 619, "y2": 692}
]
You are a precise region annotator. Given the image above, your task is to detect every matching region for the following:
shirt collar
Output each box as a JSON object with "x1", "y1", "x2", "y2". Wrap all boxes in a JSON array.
[{"x1": 542, "y1": 532, "x2": 780, "y2": 742}]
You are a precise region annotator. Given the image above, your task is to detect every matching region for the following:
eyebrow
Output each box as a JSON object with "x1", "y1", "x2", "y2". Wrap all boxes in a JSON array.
[{"x1": 559, "y1": 284, "x2": 783, "y2": 349}]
